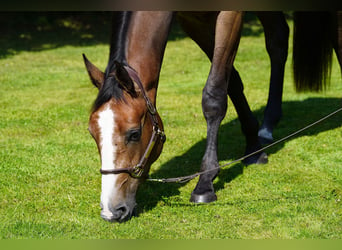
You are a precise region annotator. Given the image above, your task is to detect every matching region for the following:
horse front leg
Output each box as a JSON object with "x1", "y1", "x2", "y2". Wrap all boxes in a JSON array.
[
  {"x1": 228, "y1": 67, "x2": 268, "y2": 165},
  {"x1": 190, "y1": 11, "x2": 243, "y2": 203}
]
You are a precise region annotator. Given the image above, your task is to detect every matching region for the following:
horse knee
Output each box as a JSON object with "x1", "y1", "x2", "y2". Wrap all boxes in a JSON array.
[{"x1": 202, "y1": 82, "x2": 228, "y2": 121}]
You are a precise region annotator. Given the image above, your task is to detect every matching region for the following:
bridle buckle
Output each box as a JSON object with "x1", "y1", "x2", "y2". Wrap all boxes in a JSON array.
[
  {"x1": 157, "y1": 128, "x2": 166, "y2": 143},
  {"x1": 130, "y1": 165, "x2": 144, "y2": 178}
]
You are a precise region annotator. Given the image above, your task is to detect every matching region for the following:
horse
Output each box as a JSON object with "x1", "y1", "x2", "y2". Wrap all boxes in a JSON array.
[
  {"x1": 258, "y1": 11, "x2": 342, "y2": 144},
  {"x1": 83, "y1": 11, "x2": 290, "y2": 222}
]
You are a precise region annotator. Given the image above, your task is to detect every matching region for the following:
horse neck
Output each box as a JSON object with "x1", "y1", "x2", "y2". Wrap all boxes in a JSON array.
[{"x1": 126, "y1": 11, "x2": 173, "y2": 103}]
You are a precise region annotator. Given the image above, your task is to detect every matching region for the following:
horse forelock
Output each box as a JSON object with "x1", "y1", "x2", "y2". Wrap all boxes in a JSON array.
[{"x1": 91, "y1": 76, "x2": 123, "y2": 112}]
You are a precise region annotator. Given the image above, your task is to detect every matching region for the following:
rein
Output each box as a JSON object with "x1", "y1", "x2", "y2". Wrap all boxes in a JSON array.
[
  {"x1": 147, "y1": 105, "x2": 342, "y2": 183},
  {"x1": 99, "y1": 65, "x2": 166, "y2": 178}
]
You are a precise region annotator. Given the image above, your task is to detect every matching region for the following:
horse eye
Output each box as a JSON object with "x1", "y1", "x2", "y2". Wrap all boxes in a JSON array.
[{"x1": 126, "y1": 129, "x2": 141, "y2": 143}]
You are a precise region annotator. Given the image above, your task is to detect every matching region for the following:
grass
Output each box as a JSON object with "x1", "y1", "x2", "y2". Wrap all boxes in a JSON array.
[{"x1": 0, "y1": 13, "x2": 341, "y2": 239}]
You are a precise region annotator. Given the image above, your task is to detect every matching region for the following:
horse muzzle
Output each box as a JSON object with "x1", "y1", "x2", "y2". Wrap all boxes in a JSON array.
[{"x1": 100, "y1": 202, "x2": 137, "y2": 223}]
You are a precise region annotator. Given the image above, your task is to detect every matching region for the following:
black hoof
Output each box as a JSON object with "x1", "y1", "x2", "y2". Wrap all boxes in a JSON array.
[
  {"x1": 190, "y1": 192, "x2": 217, "y2": 203},
  {"x1": 243, "y1": 152, "x2": 268, "y2": 165}
]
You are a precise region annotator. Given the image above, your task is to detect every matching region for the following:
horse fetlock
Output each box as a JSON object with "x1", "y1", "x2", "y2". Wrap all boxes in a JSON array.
[{"x1": 258, "y1": 127, "x2": 274, "y2": 145}]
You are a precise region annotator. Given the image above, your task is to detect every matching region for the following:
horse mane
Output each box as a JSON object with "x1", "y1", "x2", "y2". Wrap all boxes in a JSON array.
[
  {"x1": 92, "y1": 12, "x2": 132, "y2": 112},
  {"x1": 106, "y1": 11, "x2": 132, "y2": 76}
]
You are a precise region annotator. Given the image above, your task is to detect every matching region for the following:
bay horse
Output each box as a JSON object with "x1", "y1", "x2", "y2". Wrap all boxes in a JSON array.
[{"x1": 83, "y1": 11, "x2": 288, "y2": 222}]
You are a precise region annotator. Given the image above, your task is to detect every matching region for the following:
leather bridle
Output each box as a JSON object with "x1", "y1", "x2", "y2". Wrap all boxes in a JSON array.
[{"x1": 99, "y1": 65, "x2": 166, "y2": 178}]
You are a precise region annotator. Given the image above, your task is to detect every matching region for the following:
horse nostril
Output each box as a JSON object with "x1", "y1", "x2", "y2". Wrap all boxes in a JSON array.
[
  {"x1": 111, "y1": 204, "x2": 131, "y2": 222},
  {"x1": 117, "y1": 204, "x2": 127, "y2": 214}
]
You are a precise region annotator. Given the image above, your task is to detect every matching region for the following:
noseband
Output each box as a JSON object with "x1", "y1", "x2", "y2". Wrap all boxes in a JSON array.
[{"x1": 99, "y1": 65, "x2": 166, "y2": 179}]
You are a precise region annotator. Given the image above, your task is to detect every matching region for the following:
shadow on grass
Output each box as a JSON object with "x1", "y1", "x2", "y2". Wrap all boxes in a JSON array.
[
  {"x1": 0, "y1": 12, "x2": 269, "y2": 59},
  {"x1": 0, "y1": 12, "x2": 188, "y2": 58},
  {"x1": 0, "y1": 12, "x2": 113, "y2": 58},
  {"x1": 136, "y1": 97, "x2": 342, "y2": 214}
]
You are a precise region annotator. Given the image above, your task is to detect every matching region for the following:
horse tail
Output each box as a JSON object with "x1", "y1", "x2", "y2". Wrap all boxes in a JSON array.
[{"x1": 292, "y1": 11, "x2": 333, "y2": 92}]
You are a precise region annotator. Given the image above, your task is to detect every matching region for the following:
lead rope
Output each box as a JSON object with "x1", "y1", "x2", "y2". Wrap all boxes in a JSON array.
[{"x1": 147, "y1": 106, "x2": 342, "y2": 183}]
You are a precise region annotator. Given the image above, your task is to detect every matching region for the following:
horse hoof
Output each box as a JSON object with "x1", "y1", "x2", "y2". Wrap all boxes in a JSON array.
[
  {"x1": 256, "y1": 152, "x2": 268, "y2": 164},
  {"x1": 243, "y1": 152, "x2": 268, "y2": 165},
  {"x1": 190, "y1": 192, "x2": 217, "y2": 203}
]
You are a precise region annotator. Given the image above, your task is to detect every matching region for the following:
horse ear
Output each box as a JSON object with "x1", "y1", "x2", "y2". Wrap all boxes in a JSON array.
[
  {"x1": 83, "y1": 54, "x2": 105, "y2": 89},
  {"x1": 112, "y1": 61, "x2": 138, "y2": 98}
]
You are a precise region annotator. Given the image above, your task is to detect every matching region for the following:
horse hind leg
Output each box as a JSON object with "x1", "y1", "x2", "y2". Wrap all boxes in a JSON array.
[{"x1": 256, "y1": 12, "x2": 289, "y2": 144}]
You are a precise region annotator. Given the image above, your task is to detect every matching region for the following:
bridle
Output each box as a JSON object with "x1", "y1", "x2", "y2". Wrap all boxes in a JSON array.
[{"x1": 99, "y1": 65, "x2": 166, "y2": 178}]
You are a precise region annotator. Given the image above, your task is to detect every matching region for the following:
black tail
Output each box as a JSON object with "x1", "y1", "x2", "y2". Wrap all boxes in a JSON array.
[{"x1": 293, "y1": 12, "x2": 333, "y2": 92}]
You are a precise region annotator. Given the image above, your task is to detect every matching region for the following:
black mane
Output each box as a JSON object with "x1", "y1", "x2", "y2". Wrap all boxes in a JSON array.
[{"x1": 92, "y1": 12, "x2": 132, "y2": 112}]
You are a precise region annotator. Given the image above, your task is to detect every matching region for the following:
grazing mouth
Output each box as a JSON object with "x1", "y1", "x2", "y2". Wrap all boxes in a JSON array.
[{"x1": 100, "y1": 204, "x2": 137, "y2": 223}]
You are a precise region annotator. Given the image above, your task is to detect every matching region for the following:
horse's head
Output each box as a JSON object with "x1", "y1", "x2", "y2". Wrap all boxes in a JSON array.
[{"x1": 83, "y1": 54, "x2": 165, "y2": 222}]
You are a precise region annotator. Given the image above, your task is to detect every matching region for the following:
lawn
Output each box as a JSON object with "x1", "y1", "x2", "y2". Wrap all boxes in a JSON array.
[{"x1": 0, "y1": 13, "x2": 341, "y2": 239}]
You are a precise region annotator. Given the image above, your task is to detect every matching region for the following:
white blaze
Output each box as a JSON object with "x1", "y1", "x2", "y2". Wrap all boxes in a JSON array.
[{"x1": 98, "y1": 105, "x2": 118, "y2": 214}]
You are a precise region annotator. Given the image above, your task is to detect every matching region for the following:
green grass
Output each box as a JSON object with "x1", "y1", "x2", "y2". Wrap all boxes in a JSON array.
[{"x1": 0, "y1": 15, "x2": 341, "y2": 239}]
